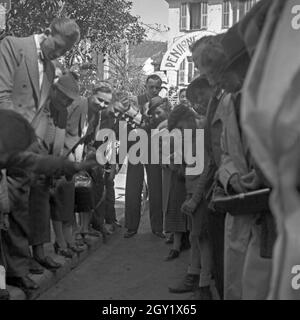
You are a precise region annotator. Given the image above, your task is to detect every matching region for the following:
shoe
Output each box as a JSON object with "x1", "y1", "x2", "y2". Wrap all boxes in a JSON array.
[
  {"x1": 189, "y1": 286, "x2": 213, "y2": 300},
  {"x1": 152, "y1": 231, "x2": 166, "y2": 239},
  {"x1": 113, "y1": 220, "x2": 122, "y2": 228},
  {"x1": 86, "y1": 229, "x2": 101, "y2": 237},
  {"x1": 83, "y1": 237, "x2": 94, "y2": 246},
  {"x1": 180, "y1": 241, "x2": 191, "y2": 251},
  {"x1": 105, "y1": 225, "x2": 114, "y2": 235},
  {"x1": 75, "y1": 238, "x2": 85, "y2": 247},
  {"x1": 180, "y1": 232, "x2": 191, "y2": 251},
  {"x1": 7, "y1": 276, "x2": 39, "y2": 290},
  {"x1": 0, "y1": 289, "x2": 10, "y2": 300},
  {"x1": 168, "y1": 274, "x2": 200, "y2": 293},
  {"x1": 165, "y1": 249, "x2": 180, "y2": 261},
  {"x1": 165, "y1": 233, "x2": 174, "y2": 244},
  {"x1": 29, "y1": 259, "x2": 44, "y2": 275},
  {"x1": 124, "y1": 230, "x2": 137, "y2": 238},
  {"x1": 67, "y1": 243, "x2": 85, "y2": 254},
  {"x1": 34, "y1": 256, "x2": 61, "y2": 270},
  {"x1": 53, "y1": 243, "x2": 74, "y2": 259}
]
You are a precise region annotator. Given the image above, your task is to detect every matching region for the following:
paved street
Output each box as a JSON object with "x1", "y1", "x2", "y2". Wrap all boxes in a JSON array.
[{"x1": 38, "y1": 169, "x2": 191, "y2": 300}]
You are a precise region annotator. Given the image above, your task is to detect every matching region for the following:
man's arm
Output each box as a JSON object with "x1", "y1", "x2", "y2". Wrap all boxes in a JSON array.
[
  {"x1": 218, "y1": 130, "x2": 241, "y2": 194},
  {"x1": 7, "y1": 152, "x2": 70, "y2": 176},
  {"x1": 218, "y1": 99, "x2": 244, "y2": 194},
  {"x1": 0, "y1": 37, "x2": 20, "y2": 110}
]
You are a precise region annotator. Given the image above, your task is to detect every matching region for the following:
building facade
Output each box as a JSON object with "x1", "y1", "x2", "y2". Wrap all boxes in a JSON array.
[{"x1": 161, "y1": 0, "x2": 259, "y2": 88}]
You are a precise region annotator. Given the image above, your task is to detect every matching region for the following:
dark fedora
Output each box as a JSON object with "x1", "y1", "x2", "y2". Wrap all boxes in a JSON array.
[{"x1": 221, "y1": 23, "x2": 249, "y2": 71}]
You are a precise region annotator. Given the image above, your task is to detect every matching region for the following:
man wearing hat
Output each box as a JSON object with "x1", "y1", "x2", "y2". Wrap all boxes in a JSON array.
[
  {"x1": 219, "y1": 12, "x2": 272, "y2": 301},
  {"x1": 194, "y1": 20, "x2": 271, "y2": 299}
]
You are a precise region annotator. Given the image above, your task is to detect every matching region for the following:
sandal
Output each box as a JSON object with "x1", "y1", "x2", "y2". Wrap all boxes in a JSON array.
[
  {"x1": 124, "y1": 230, "x2": 137, "y2": 238},
  {"x1": 53, "y1": 242, "x2": 74, "y2": 259},
  {"x1": 165, "y1": 249, "x2": 180, "y2": 261},
  {"x1": 67, "y1": 243, "x2": 85, "y2": 254}
]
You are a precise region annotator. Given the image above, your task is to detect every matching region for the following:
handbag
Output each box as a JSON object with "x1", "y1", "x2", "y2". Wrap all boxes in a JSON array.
[
  {"x1": 74, "y1": 170, "x2": 94, "y2": 212},
  {"x1": 211, "y1": 188, "x2": 271, "y2": 216},
  {"x1": 74, "y1": 170, "x2": 93, "y2": 189}
]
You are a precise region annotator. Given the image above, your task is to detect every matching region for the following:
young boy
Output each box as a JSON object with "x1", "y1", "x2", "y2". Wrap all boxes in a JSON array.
[{"x1": 168, "y1": 105, "x2": 213, "y2": 300}]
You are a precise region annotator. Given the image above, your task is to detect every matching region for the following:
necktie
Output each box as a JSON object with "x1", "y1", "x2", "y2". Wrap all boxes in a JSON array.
[{"x1": 39, "y1": 53, "x2": 51, "y2": 110}]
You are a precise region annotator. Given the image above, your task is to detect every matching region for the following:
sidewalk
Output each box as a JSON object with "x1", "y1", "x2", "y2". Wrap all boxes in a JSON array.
[{"x1": 8, "y1": 170, "x2": 127, "y2": 300}]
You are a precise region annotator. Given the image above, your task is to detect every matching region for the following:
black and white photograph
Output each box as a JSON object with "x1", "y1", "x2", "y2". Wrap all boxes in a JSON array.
[{"x1": 0, "y1": 0, "x2": 299, "y2": 305}]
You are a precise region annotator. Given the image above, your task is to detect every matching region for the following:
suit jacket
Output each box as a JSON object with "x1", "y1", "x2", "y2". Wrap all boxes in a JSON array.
[{"x1": 0, "y1": 35, "x2": 55, "y2": 123}]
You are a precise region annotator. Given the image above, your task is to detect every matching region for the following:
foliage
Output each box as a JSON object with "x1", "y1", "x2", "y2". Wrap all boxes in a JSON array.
[
  {"x1": 2, "y1": 0, "x2": 146, "y2": 56},
  {"x1": 107, "y1": 44, "x2": 147, "y2": 96},
  {"x1": 1, "y1": 0, "x2": 147, "y2": 94}
]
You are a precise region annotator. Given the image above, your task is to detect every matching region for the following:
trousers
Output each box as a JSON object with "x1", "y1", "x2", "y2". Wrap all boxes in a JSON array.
[
  {"x1": 125, "y1": 162, "x2": 163, "y2": 233},
  {"x1": 2, "y1": 175, "x2": 31, "y2": 277},
  {"x1": 28, "y1": 178, "x2": 51, "y2": 246}
]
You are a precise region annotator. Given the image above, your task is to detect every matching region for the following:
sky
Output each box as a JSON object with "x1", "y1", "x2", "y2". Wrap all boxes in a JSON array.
[{"x1": 131, "y1": 0, "x2": 169, "y2": 42}]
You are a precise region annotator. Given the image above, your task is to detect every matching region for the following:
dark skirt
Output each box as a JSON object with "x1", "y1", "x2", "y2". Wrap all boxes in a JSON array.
[
  {"x1": 75, "y1": 186, "x2": 94, "y2": 212},
  {"x1": 74, "y1": 167, "x2": 104, "y2": 213},
  {"x1": 164, "y1": 171, "x2": 187, "y2": 233}
]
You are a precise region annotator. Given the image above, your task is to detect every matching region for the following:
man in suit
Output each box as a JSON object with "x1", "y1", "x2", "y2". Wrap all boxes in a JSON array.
[
  {"x1": 0, "y1": 17, "x2": 80, "y2": 291},
  {"x1": 124, "y1": 75, "x2": 165, "y2": 238}
]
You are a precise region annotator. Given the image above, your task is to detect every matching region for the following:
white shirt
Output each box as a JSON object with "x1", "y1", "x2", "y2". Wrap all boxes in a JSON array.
[{"x1": 33, "y1": 34, "x2": 45, "y2": 90}]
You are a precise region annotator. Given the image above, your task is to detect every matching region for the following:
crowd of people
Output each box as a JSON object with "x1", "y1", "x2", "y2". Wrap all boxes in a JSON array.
[{"x1": 0, "y1": 0, "x2": 297, "y2": 300}]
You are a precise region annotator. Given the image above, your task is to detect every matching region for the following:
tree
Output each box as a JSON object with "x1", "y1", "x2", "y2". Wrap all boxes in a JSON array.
[
  {"x1": 2, "y1": 0, "x2": 146, "y2": 57},
  {"x1": 1, "y1": 0, "x2": 146, "y2": 95},
  {"x1": 107, "y1": 44, "x2": 147, "y2": 96}
]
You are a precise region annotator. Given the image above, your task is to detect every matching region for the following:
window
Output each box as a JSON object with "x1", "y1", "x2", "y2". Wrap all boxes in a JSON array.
[
  {"x1": 179, "y1": 59, "x2": 186, "y2": 85},
  {"x1": 189, "y1": 1, "x2": 208, "y2": 30},
  {"x1": 187, "y1": 57, "x2": 194, "y2": 83},
  {"x1": 222, "y1": 0, "x2": 231, "y2": 29},
  {"x1": 245, "y1": 0, "x2": 257, "y2": 12},
  {"x1": 239, "y1": 0, "x2": 257, "y2": 20},
  {"x1": 201, "y1": 1, "x2": 208, "y2": 29},
  {"x1": 180, "y1": 3, "x2": 188, "y2": 30}
]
